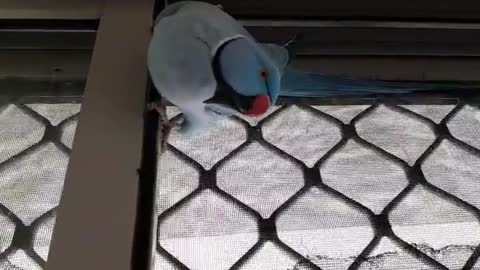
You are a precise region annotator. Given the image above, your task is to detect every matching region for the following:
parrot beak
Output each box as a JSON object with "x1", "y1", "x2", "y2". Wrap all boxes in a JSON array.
[
  {"x1": 206, "y1": 86, "x2": 271, "y2": 117},
  {"x1": 244, "y1": 94, "x2": 270, "y2": 117}
]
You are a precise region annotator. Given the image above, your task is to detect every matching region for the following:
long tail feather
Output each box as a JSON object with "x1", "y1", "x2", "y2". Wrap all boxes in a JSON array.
[{"x1": 280, "y1": 67, "x2": 480, "y2": 97}]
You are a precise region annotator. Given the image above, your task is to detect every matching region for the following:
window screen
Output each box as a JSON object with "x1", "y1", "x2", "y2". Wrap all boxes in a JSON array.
[
  {"x1": 0, "y1": 103, "x2": 81, "y2": 269},
  {"x1": 0, "y1": 26, "x2": 93, "y2": 269},
  {"x1": 155, "y1": 97, "x2": 480, "y2": 270}
]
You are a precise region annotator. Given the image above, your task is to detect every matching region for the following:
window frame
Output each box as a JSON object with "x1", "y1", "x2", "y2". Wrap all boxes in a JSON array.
[{"x1": 45, "y1": 1, "x2": 156, "y2": 270}]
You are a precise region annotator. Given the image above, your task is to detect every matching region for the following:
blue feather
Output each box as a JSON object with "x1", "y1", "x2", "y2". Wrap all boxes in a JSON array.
[{"x1": 280, "y1": 66, "x2": 480, "y2": 97}]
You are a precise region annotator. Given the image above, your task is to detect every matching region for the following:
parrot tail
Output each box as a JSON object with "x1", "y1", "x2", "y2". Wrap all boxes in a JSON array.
[{"x1": 280, "y1": 67, "x2": 480, "y2": 97}]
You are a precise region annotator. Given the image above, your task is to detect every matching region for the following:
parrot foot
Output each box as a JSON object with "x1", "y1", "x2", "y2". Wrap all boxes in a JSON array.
[
  {"x1": 147, "y1": 99, "x2": 174, "y2": 154},
  {"x1": 147, "y1": 100, "x2": 162, "y2": 113},
  {"x1": 160, "y1": 121, "x2": 173, "y2": 153},
  {"x1": 147, "y1": 100, "x2": 170, "y2": 122}
]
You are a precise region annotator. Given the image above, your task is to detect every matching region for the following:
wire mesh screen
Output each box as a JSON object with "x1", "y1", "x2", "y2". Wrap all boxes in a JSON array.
[
  {"x1": 155, "y1": 97, "x2": 480, "y2": 270},
  {"x1": 0, "y1": 102, "x2": 81, "y2": 269}
]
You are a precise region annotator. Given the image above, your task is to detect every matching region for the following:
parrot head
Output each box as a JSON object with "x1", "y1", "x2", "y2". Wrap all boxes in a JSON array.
[{"x1": 206, "y1": 37, "x2": 281, "y2": 117}]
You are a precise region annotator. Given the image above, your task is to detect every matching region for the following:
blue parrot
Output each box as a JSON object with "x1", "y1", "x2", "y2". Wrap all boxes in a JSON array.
[
  {"x1": 148, "y1": 1, "x2": 479, "y2": 136},
  {"x1": 148, "y1": 1, "x2": 280, "y2": 135}
]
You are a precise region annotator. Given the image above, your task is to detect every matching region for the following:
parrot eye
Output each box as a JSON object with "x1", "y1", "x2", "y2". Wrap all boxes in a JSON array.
[{"x1": 260, "y1": 70, "x2": 268, "y2": 79}]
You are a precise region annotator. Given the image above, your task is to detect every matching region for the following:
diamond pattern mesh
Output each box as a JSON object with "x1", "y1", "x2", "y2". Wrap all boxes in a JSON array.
[
  {"x1": 0, "y1": 103, "x2": 80, "y2": 269},
  {"x1": 156, "y1": 99, "x2": 480, "y2": 270}
]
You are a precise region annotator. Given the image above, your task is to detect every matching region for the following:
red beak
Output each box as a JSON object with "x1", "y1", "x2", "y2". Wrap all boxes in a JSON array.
[{"x1": 244, "y1": 94, "x2": 270, "y2": 117}]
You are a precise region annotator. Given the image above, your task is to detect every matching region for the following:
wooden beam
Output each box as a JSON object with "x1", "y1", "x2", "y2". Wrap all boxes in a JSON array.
[{"x1": 46, "y1": 0, "x2": 154, "y2": 269}]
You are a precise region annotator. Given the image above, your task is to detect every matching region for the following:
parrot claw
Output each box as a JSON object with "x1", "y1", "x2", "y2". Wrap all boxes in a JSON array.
[
  {"x1": 147, "y1": 98, "x2": 174, "y2": 154},
  {"x1": 160, "y1": 121, "x2": 173, "y2": 153},
  {"x1": 159, "y1": 118, "x2": 183, "y2": 154},
  {"x1": 147, "y1": 101, "x2": 161, "y2": 112},
  {"x1": 147, "y1": 99, "x2": 170, "y2": 121}
]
